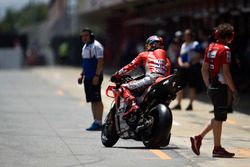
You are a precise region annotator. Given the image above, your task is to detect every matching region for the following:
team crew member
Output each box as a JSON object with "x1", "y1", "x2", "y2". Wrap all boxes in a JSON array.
[
  {"x1": 190, "y1": 23, "x2": 240, "y2": 157},
  {"x1": 112, "y1": 35, "x2": 171, "y2": 119},
  {"x1": 172, "y1": 29, "x2": 201, "y2": 111},
  {"x1": 78, "y1": 28, "x2": 104, "y2": 131}
]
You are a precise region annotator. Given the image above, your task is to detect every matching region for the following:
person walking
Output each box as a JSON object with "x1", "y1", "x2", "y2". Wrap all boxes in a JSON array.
[
  {"x1": 78, "y1": 28, "x2": 104, "y2": 131},
  {"x1": 190, "y1": 23, "x2": 240, "y2": 157}
]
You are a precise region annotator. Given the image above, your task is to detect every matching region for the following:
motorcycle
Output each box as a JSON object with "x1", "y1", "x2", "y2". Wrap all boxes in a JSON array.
[{"x1": 101, "y1": 72, "x2": 182, "y2": 148}]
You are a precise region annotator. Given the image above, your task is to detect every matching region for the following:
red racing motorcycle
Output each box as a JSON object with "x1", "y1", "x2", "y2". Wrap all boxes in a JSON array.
[{"x1": 101, "y1": 72, "x2": 181, "y2": 148}]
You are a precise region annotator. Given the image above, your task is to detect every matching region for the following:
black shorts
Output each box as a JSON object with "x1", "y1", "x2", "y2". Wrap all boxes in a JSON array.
[
  {"x1": 179, "y1": 63, "x2": 201, "y2": 88},
  {"x1": 207, "y1": 84, "x2": 228, "y2": 121},
  {"x1": 83, "y1": 75, "x2": 103, "y2": 103}
]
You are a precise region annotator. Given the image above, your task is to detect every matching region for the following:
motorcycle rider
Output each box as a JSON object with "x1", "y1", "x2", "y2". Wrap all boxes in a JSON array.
[{"x1": 111, "y1": 35, "x2": 171, "y2": 119}]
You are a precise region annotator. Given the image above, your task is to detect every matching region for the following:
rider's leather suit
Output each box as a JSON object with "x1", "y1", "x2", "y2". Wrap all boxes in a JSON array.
[{"x1": 116, "y1": 49, "x2": 171, "y2": 118}]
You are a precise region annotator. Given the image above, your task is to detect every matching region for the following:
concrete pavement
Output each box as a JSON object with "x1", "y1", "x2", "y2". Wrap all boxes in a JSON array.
[{"x1": 0, "y1": 66, "x2": 250, "y2": 167}]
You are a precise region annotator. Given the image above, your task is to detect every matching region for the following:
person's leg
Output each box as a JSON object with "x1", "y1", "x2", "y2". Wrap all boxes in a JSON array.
[
  {"x1": 212, "y1": 119, "x2": 222, "y2": 147},
  {"x1": 91, "y1": 101, "x2": 103, "y2": 123},
  {"x1": 212, "y1": 84, "x2": 227, "y2": 147},
  {"x1": 186, "y1": 87, "x2": 195, "y2": 110},
  {"x1": 227, "y1": 88, "x2": 233, "y2": 113},
  {"x1": 190, "y1": 118, "x2": 212, "y2": 155},
  {"x1": 190, "y1": 88, "x2": 196, "y2": 104},
  {"x1": 190, "y1": 84, "x2": 221, "y2": 155},
  {"x1": 199, "y1": 118, "x2": 213, "y2": 138},
  {"x1": 186, "y1": 64, "x2": 198, "y2": 111},
  {"x1": 211, "y1": 85, "x2": 234, "y2": 157},
  {"x1": 177, "y1": 90, "x2": 183, "y2": 105},
  {"x1": 86, "y1": 76, "x2": 104, "y2": 131},
  {"x1": 198, "y1": 118, "x2": 223, "y2": 147},
  {"x1": 172, "y1": 89, "x2": 183, "y2": 110},
  {"x1": 121, "y1": 76, "x2": 154, "y2": 118},
  {"x1": 212, "y1": 119, "x2": 235, "y2": 158},
  {"x1": 172, "y1": 68, "x2": 187, "y2": 110}
]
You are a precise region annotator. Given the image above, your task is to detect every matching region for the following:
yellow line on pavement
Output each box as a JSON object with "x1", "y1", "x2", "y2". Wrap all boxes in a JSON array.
[
  {"x1": 237, "y1": 148, "x2": 250, "y2": 157},
  {"x1": 149, "y1": 149, "x2": 172, "y2": 160},
  {"x1": 226, "y1": 119, "x2": 237, "y2": 125}
]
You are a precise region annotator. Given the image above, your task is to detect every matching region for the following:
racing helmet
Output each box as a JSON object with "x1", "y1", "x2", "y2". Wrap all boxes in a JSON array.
[{"x1": 145, "y1": 35, "x2": 164, "y2": 51}]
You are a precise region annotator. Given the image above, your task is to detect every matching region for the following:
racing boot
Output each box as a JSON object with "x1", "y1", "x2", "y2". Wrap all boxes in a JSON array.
[{"x1": 122, "y1": 88, "x2": 139, "y2": 119}]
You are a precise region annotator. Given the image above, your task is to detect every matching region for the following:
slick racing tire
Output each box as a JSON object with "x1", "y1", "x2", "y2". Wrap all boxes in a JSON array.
[
  {"x1": 101, "y1": 106, "x2": 119, "y2": 147},
  {"x1": 142, "y1": 104, "x2": 172, "y2": 148},
  {"x1": 159, "y1": 133, "x2": 171, "y2": 147}
]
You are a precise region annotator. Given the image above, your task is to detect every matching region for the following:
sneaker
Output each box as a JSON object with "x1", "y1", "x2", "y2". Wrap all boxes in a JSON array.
[
  {"x1": 86, "y1": 122, "x2": 102, "y2": 131},
  {"x1": 186, "y1": 104, "x2": 193, "y2": 111},
  {"x1": 190, "y1": 135, "x2": 202, "y2": 155},
  {"x1": 123, "y1": 104, "x2": 139, "y2": 119},
  {"x1": 212, "y1": 146, "x2": 235, "y2": 158},
  {"x1": 172, "y1": 104, "x2": 181, "y2": 110}
]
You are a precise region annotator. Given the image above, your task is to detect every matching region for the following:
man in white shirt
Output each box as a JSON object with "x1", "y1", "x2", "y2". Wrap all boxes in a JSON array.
[{"x1": 78, "y1": 28, "x2": 104, "y2": 131}]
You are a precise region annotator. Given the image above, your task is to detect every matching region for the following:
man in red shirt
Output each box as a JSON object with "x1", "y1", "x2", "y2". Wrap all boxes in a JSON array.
[
  {"x1": 112, "y1": 35, "x2": 171, "y2": 119},
  {"x1": 190, "y1": 23, "x2": 240, "y2": 158}
]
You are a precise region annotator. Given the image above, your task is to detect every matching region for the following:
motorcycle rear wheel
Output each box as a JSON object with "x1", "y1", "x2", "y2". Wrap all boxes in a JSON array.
[
  {"x1": 159, "y1": 133, "x2": 171, "y2": 147},
  {"x1": 142, "y1": 104, "x2": 172, "y2": 148}
]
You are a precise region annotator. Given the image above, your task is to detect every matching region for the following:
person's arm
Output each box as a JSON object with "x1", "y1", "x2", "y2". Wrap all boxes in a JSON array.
[
  {"x1": 80, "y1": 60, "x2": 84, "y2": 76},
  {"x1": 191, "y1": 42, "x2": 202, "y2": 65},
  {"x1": 178, "y1": 56, "x2": 190, "y2": 68},
  {"x1": 201, "y1": 62, "x2": 210, "y2": 87},
  {"x1": 95, "y1": 58, "x2": 104, "y2": 76},
  {"x1": 192, "y1": 52, "x2": 201, "y2": 65},
  {"x1": 80, "y1": 46, "x2": 85, "y2": 77},
  {"x1": 78, "y1": 66, "x2": 84, "y2": 84},
  {"x1": 116, "y1": 53, "x2": 143, "y2": 76},
  {"x1": 223, "y1": 63, "x2": 240, "y2": 104},
  {"x1": 220, "y1": 49, "x2": 236, "y2": 92},
  {"x1": 78, "y1": 50, "x2": 84, "y2": 84},
  {"x1": 223, "y1": 64, "x2": 236, "y2": 92},
  {"x1": 92, "y1": 58, "x2": 104, "y2": 85},
  {"x1": 92, "y1": 44, "x2": 104, "y2": 85}
]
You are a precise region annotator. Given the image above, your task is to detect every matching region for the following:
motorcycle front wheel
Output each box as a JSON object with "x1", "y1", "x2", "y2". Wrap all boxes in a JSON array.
[{"x1": 101, "y1": 105, "x2": 119, "y2": 147}]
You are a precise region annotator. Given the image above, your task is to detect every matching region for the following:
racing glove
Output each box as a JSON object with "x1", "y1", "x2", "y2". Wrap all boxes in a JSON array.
[{"x1": 111, "y1": 72, "x2": 121, "y2": 82}]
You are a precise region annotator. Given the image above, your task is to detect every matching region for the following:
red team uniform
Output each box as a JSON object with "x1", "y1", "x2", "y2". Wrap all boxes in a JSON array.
[
  {"x1": 112, "y1": 35, "x2": 171, "y2": 118},
  {"x1": 204, "y1": 43, "x2": 231, "y2": 85},
  {"x1": 118, "y1": 49, "x2": 170, "y2": 77},
  {"x1": 115, "y1": 48, "x2": 171, "y2": 118}
]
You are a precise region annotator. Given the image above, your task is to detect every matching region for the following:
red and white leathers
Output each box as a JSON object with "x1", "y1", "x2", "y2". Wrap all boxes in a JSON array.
[{"x1": 115, "y1": 49, "x2": 171, "y2": 118}]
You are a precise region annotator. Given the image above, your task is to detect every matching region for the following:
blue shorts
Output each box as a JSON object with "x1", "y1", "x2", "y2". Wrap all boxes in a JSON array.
[{"x1": 83, "y1": 75, "x2": 103, "y2": 103}]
